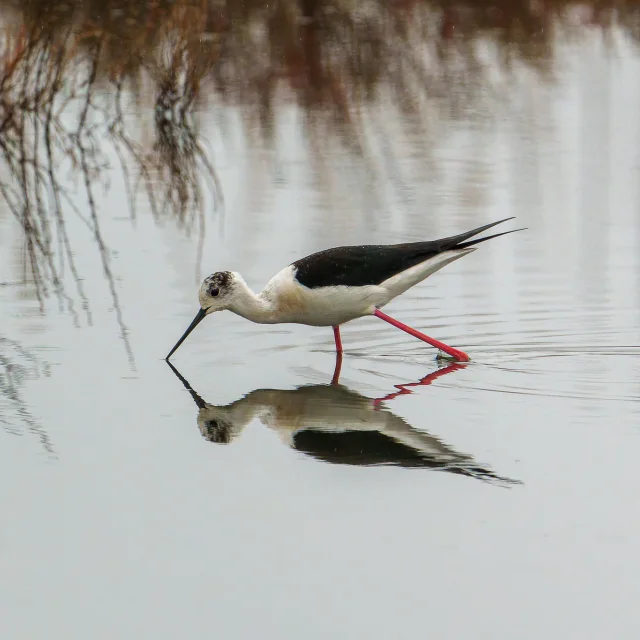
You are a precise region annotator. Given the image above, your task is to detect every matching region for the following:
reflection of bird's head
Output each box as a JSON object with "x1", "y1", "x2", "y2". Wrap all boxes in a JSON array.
[
  {"x1": 197, "y1": 414, "x2": 235, "y2": 444},
  {"x1": 196, "y1": 402, "x2": 259, "y2": 444}
]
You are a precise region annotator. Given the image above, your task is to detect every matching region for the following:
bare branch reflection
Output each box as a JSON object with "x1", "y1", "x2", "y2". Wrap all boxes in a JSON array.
[
  {"x1": 0, "y1": 5, "x2": 222, "y2": 361},
  {"x1": 0, "y1": 336, "x2": 54, "y2": 454}
]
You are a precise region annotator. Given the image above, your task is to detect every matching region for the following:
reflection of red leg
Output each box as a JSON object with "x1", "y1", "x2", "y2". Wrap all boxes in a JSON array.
[
  {"x1": 373, "y1": 308, "x2": 470, "y2": 362},
  {"x1": 333, "y1": 326, "x2": 343, "y2": 354},
  {"x1": 373, "y1": 362, "x2": 466, "y2": 407},
  {"x1": 331, "y1": 352, "x2": 343, "y2": 385}
]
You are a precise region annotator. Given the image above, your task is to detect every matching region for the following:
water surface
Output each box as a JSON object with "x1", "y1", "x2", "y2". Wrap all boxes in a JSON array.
[{"x1": 1, "y1": 3, "x2": 640, "y2": 638}]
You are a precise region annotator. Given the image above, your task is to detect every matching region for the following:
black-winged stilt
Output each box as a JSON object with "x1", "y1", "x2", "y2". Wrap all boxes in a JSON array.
[{"x1": 165, "y1": 218, "x2": 522, "y2": 362}]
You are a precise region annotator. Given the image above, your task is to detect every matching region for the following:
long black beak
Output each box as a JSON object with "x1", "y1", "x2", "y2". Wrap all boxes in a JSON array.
[{"x1": 165, "y1": 308, "x2": 207, "y2": 360}]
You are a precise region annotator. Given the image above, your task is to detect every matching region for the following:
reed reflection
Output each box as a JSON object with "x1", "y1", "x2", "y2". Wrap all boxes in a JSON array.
[
  {"x1": 1, "y1": 0, "x2": 633, "y2": 312},
  {"x1": 0, "y1": 335, "x2": 54, "y2": 453},
  {"x1": 0, "y1": 2, "x2": 220, "y2": 339},
  {"x1": 167, "y1": 360, "x2": 518, "y2": 485}
]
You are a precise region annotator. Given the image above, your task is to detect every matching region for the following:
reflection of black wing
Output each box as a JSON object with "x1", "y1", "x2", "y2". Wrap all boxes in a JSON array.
[
  {"x1": 293, "y1": 429, "x2": 431, "y2": 467},
  {"x1": 292, "y1": 429, "x2": 510, "y2": 484},
  {"x1": 292, "y1": 218, "x2": 517, "y2": 288}
]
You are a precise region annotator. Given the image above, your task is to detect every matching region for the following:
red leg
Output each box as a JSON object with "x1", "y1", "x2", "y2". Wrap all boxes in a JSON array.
[
  {"x1": 331, "y1": 352, "x2": 343, "y2": 385},
  {"x1": 332, "y1": 325, "x2": 343, "y2": 354},
  {"x1": 373, "y1": 308, "x2": 470, "y2": 362}
]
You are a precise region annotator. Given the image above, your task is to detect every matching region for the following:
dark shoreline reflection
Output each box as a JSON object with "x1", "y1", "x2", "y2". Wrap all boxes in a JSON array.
[{"x1": 167, "y1": 360, "x2": 519, "y2": 486}]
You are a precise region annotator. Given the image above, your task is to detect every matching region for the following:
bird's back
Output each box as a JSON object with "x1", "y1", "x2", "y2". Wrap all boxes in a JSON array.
[
  {"x1": 291, "y1": 218, "x2": 520, "y2": 289},
  {"x1": 291, "y1": 243, "x2": 442, "y2": 289}
]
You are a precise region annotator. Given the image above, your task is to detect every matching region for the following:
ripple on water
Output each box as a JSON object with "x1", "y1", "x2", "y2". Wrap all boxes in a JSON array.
[{"x1": 309, "y1": 326, "x2": 640, "y2": 409}]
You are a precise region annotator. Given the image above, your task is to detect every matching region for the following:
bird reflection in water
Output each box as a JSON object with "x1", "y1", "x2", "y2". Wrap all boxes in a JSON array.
[{"x1": 166, "y1": 359, "x2": 518, "y2": 486}]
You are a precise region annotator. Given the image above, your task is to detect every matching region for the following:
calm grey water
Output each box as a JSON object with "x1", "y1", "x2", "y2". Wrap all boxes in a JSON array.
[{"x1": 2, "y1": 26, "x2": 640, "y2": 640}]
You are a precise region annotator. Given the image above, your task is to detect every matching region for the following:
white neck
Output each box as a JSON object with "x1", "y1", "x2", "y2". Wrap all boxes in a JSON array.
[{"x1": 227, "y1": 277, "x2": 277, "y2": 324}]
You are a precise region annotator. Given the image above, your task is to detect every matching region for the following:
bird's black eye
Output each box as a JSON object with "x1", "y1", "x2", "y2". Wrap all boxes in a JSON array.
[{"x1": 210, "y1": 287, "x2": 219, "y2": 297}]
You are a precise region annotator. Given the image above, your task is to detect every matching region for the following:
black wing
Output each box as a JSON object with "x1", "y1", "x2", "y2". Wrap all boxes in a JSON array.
[{"x1": 292, "y1": 217, "x2": 519, "y2": 288}]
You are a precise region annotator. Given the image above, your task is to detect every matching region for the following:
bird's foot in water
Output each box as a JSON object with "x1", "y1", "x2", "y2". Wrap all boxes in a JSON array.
[{"x1": 436, "y1": 350, "x2": 469, "y2": 363}]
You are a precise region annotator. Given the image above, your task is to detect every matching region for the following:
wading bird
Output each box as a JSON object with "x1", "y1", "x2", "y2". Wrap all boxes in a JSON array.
[{"x1": 166, "y1": 218, "x2": 521, "y2": 362}]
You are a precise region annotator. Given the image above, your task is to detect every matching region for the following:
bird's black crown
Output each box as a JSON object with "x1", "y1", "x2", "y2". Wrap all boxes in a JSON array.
[{"x1": 204, "y1": 271, "x2": 233, "y2": 297}]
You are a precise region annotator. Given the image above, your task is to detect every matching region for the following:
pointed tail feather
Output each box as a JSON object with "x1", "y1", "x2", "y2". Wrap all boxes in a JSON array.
[
  {"x1": 454, "y1": 227, "x2": 526, "y2": 250},
  {"x1": 436, "y1": 217, "x2": 515, "y2": 250}
]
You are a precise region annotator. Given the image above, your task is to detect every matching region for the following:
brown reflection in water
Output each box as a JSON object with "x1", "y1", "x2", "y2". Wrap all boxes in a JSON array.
[
  {"x1": 0, "y1": 0, "x2": 636, "y2": 314},
  {"x1": 0, "y1": 1, "x2": 221, "y2": 338},
  {"x1": 167, "y1": 359, "x2": 519, "y2": 485}
]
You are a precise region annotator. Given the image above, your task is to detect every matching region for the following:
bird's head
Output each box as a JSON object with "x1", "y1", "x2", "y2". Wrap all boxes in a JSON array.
[
  {"x1": 198, "y1": 271, "x2": 237, "y2": 314},
  {"x1": 165, "y1": 270, "x2": 240, "y2": 360}
]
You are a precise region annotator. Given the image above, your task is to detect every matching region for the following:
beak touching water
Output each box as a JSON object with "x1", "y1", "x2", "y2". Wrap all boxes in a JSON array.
[{"x1": 165, "y1": 308, "x2": 207, "y2": 360}]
